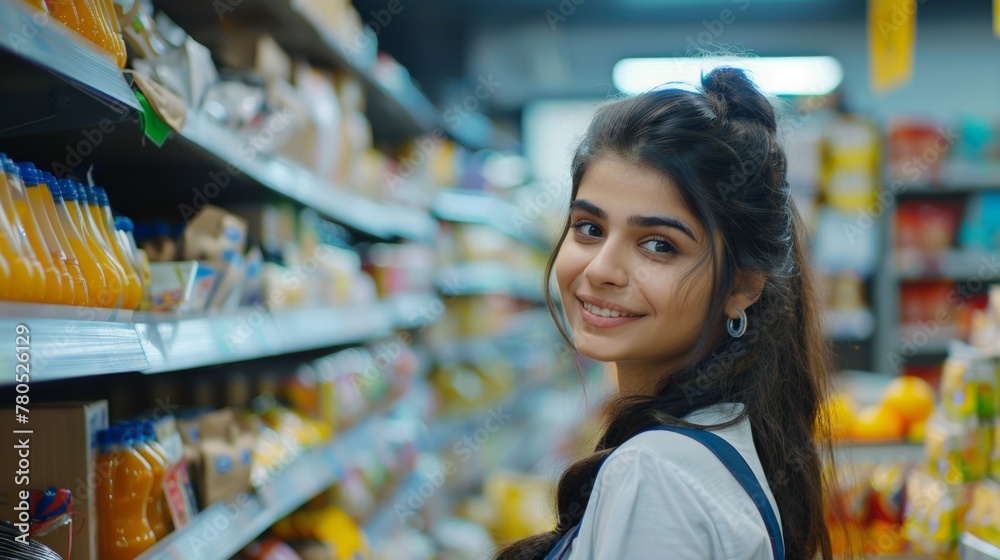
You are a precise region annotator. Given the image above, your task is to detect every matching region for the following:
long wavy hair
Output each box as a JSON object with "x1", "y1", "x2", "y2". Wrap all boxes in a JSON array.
[{"x1": 495, "y1": 67, "x2": 835, "y2": 560}]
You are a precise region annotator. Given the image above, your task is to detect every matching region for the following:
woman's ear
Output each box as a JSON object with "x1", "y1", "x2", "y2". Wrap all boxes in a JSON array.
[{"x1": 725, "y1": 270, "x2": 768, "y2": 319}]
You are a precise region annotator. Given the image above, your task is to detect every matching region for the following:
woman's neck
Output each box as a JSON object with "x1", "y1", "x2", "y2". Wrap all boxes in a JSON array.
[{"x1": 614, "y1": 360, "x2": 670, "y2": 397}]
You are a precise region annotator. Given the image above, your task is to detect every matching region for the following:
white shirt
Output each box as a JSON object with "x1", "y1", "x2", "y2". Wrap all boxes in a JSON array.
[{"x1": 562, "y1": 403, "x2": 783, "y2": 560}]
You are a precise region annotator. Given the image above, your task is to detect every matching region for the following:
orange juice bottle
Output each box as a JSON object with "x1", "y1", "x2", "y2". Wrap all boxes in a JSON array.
[
  {"x1": 55, "y1": 179, "x2": 108, "y2": 307},
  {"x1": 21, "y1": 168, "x2": 80, "y2": 306},
  {"x1": 77, "y1": 184, "x2": 127, "y2": 308},
  {"x1": 96, "y1": 426, "x2": 157, "y2": 560},
  {"x1": 14, "y1": 164, "x2": 70, "y2": 305},
  {"x1": 44, "y1": 0, "x2": 80, "y2": 34},
  {"x1": 39, "y1": 173, "x2": 89, "y2": 306},
  {"x1": 69, "y1": 0, "x2": 112, "y2": 56},
  {"x1": 116, "y1": 217, "x2": 152, "y2": 310},
  {"x1": 81, "y1": 187, "x2": 138, "y2": 309},
  {"x1": 60, "y1": 180, "x2": 111, "y2": 308},
  {"x1": 0, "y1": 157, "x2": 52, "y2": 303},
  {"x1": 91, "y1": 187, "x2": 141, "y2": 310},
  {"x1": 0, "y1": 250, "x2": 10, "y2": 299},
  {"x1": 97, "y1": 0, "x2": 126, "y2": 67},
  {"x1": 0, "y1": 163, "x2": 42, "y2": 303},
  {"x1": 128, "y1": 422, "x2": 171, "y2": 539}
]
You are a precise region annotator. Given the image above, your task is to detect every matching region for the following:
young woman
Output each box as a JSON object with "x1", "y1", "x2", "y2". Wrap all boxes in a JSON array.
[{"x1": 495, "y1": 67, "x2": 834, "y2": 560}]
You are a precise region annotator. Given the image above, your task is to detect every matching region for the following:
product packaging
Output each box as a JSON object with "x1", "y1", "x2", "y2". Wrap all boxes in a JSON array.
[
  {"x1": 196, "y1": 408, "x2": 253, "y2": 506},
  {"x1": 923, "y1": 413, "x2": 990, "y2": 484},
  {"x1": 903, "y1": 468, "x2": 973, "y2": 557},
  {"x1": 965, "y1": 478, "x2": 1000, "y2": 547},
  {"x1": 0, "y1": 401, "x2": 109, "y2": 560}
]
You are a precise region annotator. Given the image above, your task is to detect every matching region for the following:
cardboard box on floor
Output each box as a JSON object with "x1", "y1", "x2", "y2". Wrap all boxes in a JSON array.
[{"x1": 0, "y1": 401, "x2": 109, "y2": 560}]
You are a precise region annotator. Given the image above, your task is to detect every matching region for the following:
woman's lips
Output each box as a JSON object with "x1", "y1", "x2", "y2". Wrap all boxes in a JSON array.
[{"x1": 578, "y1": 298, "x2": 644, "y2": 328}]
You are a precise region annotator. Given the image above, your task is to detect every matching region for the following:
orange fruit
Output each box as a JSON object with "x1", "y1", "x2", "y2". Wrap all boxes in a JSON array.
[
  {"x1": 819, "y1": 393, "x2": 858, "y2": 441},
  {"x1": 850, "y1": 405, "x2": 907, "y2": 441},
  {"x1": 906, "y1": 419, "x2": 926, "y2": 443},
  {"x1": 881, "y1": 376, "x2": 936, "y2": 425}
]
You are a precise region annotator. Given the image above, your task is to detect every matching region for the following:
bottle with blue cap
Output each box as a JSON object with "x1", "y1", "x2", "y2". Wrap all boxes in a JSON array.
[
  {"x1": 0, "y1": 156, "x2": 56, "y2": 303},
  {"x1": 89, "y1": 185, "x2": 142, "y2": 310},
  {"x1": 15, "y1": 162, "x2": 73, "y2": 305},
  {"x1": 28, "y1": 170, "x2": 87, "y2": 305},
  {"x1": 0, "y1": 154, "x2": 43, "y2": 302},
  {"x1": 96, "y1": 425, "x2": 158, "y2": 559},
  {"x1": 73, "y1": 181, "x2": 127, "y2": 309},
  {"x1": 57, "y1": 178, "x2": 110, "y2": 308}
]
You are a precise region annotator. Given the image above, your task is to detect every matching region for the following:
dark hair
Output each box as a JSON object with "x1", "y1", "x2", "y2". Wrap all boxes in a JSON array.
[{"x1": 495, "y1": 67, "x2": 835, "y2": 560}]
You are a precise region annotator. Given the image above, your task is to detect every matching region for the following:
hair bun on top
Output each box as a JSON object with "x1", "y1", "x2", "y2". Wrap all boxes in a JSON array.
[{"x1": 701, "y1": 66, "x2": 776, "y2": 133}]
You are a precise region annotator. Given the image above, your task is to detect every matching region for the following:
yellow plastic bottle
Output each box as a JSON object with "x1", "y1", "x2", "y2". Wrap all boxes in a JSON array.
[
  {"x1": 130, "y1": 422, "x2": 171, "y2": 540},
  {"x1": 44, "y1": 0, "x2": 80, "y2": 34},
  {"x1": 115, "y1": 217, "x2": 152, "y2": 312},
  {"x1": 55, "y1": 179, "x2": 108, "y2": 307},
  {"x1": 97, "y1": 0, "x2": 126, "y2": 67},
  {"x1": 0, "y1": 250, "x2": 11, "y2": 300},
  {"x1": 96, "y1": 426, "x2": 157, "y2": 560},
  {"x1": 73, "y1": 181, "x2": 125, "y2": 307},
  {"x1": 69, "y1": 0, "x2": 113, "y2": 56},
  {"x1": 14, "y1": 164, "x2": 70, "y2": 305},
  {"x1": 21, "y1": 169, "x2": 79, "y2": 306},
  {"x1": 0, "y1": 157, "x2": 51, "y2": 303},
  {"x1": 82, "y1": 187, "x2": 138, "y2": 309},
  {"x1": 59, "y1": 179, "x2": 117, "y2": 307},
  {"x1": 91, "y1": 187, "x2": 141, "y2": 310},
  {"x1": 39, "y1": 173, "x2": 89, "y2": 306},
  {"x1": 0, "y1": 159, "x2": 42, "y2": 303}
]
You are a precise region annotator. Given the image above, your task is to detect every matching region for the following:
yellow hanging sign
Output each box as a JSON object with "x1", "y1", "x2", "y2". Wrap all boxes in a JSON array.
[
  {"x1": 869, "y1": 0, "x2": 916, "y2": 94},
  {"x1": 995, "y1": 0, "x2": 1000, "y2": 36}
]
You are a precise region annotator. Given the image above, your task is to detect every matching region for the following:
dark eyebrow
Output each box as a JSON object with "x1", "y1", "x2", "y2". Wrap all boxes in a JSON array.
[
  {"x1": 627, "y1": 214, "x2": 697, "y2": 242},
  {"x1": 570, "y1": 198, "x2": 697, "y2": 242},
  {"x1": 569, "y1": 199, "x2": 606, "y2": 219}
]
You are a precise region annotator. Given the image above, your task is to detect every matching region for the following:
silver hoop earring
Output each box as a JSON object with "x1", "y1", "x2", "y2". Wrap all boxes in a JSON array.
[{"x1": 727, "y1": 308, "x2": 747, "y2": 338}]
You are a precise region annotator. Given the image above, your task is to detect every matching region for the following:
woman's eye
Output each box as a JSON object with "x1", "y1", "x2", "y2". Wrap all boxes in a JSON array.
[
  {"x1": 571, "y1": 221, "x2": 603, "y2": 238},
  {"x1": 640, "y1": 239, "x2": 674, "y2": 254}
]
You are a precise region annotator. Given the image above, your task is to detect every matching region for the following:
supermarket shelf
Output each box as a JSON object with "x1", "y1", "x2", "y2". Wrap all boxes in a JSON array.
[
  {"x1": 824, "y1": 308, "x2": 876, "y2": 341},
  {"x1": 363, "y1": 466, "x2": 423, "y2": 541},
  {"x1": 961, "y1": 533, "x2": 1000, "y2": 560},
  {"x1": 0, "y1": 0, "x2": 141, "y2": 137},
  {"x1": 437, "y1": 262, "x2": 544, "y2": 302},
  {"x1": 0, "y1": 293, "x2": 440, "y2": 382},
  {"x1": 179, "y1": 112, "x2": 438, "y2": 242},
  {"x1": 834, "y1": 441, "x2": 924, "y2": 465},
  {"x1": 431, "y1": 188, "x2": 551, "y2": 249},
  {"x1": 156, "y1": 0, "x2": 497, "y2": 150},
  {"x1": 0, "y1": 304, "x2": 148, "y2": 382},
  {"x1": 138, "y1": 293, "x2": 440, "y2": 374},
  {"x1": 136, "y1": 410, "x2": 378, "y2": 560},
  {"x1": 895, "y1": 249, "x2": 1000, "y2": 282}
]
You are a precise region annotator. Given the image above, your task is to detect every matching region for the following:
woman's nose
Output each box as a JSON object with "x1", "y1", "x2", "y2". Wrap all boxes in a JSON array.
[{"x1": 582, "y1": 241, "x2": 628, "y2": 287}]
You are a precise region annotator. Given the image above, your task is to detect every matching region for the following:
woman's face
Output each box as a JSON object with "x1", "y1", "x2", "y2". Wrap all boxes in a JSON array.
[{"x1": 554, "y1": 157, "x2": 716, "y2": 371}]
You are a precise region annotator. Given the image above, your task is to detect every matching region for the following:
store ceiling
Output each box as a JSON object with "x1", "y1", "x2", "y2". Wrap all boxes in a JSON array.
[{"x1": 351, "y1": 0, "x2": 991, "y2": 121}]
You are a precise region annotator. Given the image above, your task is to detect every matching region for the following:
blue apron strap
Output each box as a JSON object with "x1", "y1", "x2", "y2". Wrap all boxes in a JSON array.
[
  {"x1": 544, "y1": 426, "x2": 785, "y2": 560},
  {"x1": 544, "y1": 524, "x2": 580, "y2": 560},
  {"x1": 644, "y1": 425, "x2": 785, "y2": 560}
]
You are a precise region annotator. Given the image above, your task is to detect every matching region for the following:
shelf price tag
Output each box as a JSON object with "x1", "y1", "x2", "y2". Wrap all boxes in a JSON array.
[{"x1": 868, "y1": 0, "x2": 916, "y2": 94}]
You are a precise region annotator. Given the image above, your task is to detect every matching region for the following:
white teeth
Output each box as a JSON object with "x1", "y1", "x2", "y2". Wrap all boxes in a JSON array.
[{"x1": 583, "y1": 301, "x2": 636, "y2": 318}]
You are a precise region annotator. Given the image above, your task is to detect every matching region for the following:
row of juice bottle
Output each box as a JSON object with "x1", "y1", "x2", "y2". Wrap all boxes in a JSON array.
[
  {"x1": 96, "y1": 421, "x2": 174, "y2": 560},
  {"x1": 0, "y1": 154, "x2": 151, "y2": 310},
  {"x1": 22, "y1": 0, "x2": 128, "y2": 68}
]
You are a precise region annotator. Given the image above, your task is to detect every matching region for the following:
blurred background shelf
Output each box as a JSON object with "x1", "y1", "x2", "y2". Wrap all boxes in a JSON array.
[
  {"x1": 179, "y1": 112, "x2": 439, "y2": 242},
  {"x1": 431, "y1": 188, "x2": 550, "y2": 249},
  {"x1": 0, "y1": 0, "x2": 141, "y2": 137},
  {"x1": 436, "y1": 262, "x2": 544, "y2": 303}
]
